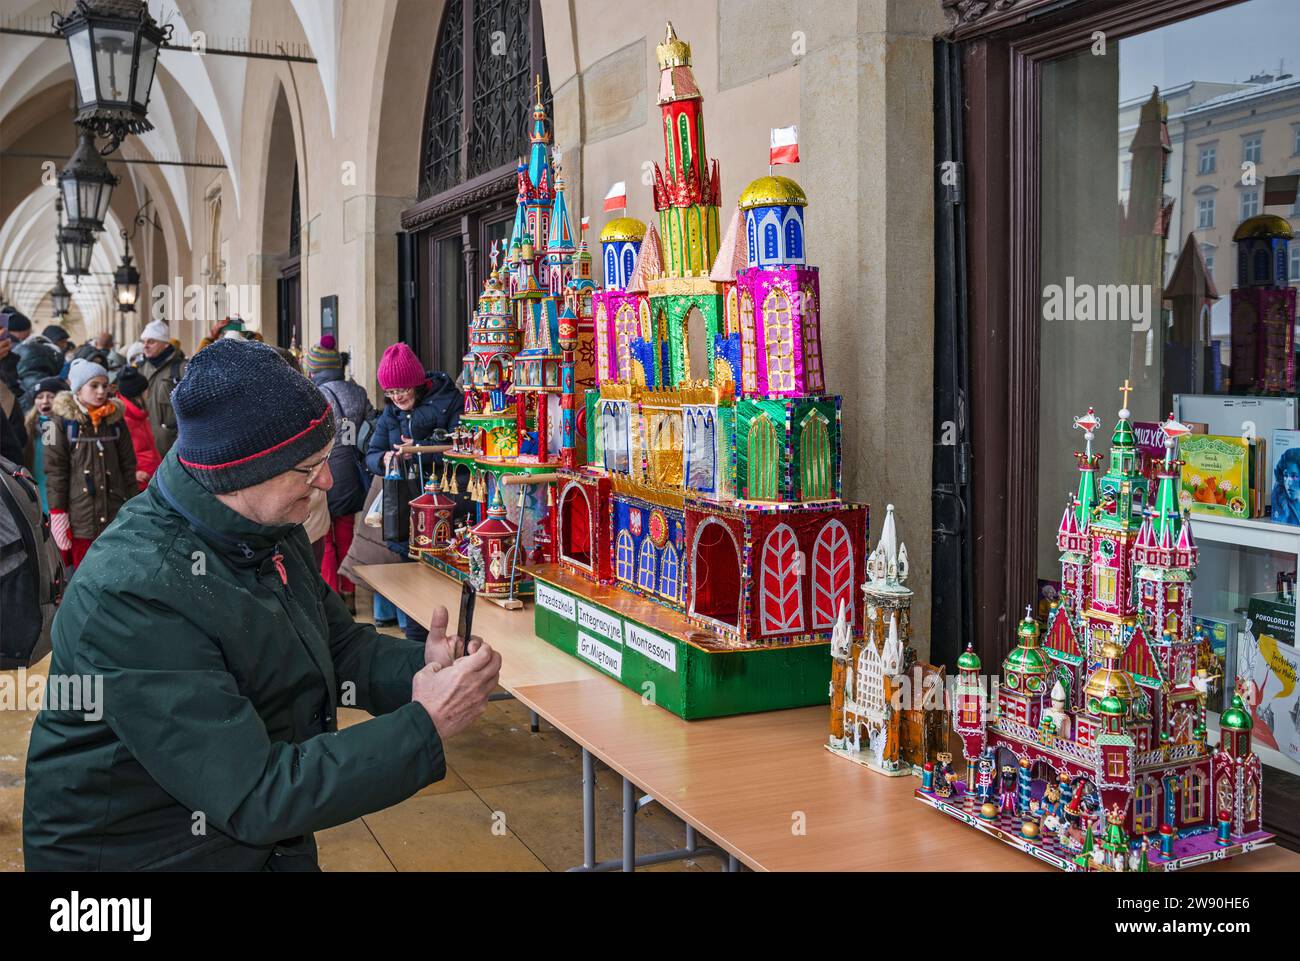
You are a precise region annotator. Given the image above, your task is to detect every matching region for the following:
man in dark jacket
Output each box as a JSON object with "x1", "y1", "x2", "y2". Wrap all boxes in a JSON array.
[
  {"x1": 138, "y1": 320, "x2": 186, "y2": 455},
  {"x1": 23, "y1": 339, "x2": 501, "y2": 871},
  {"x1": 0, "y1": 310, "x2": 23, "y2": 400}
]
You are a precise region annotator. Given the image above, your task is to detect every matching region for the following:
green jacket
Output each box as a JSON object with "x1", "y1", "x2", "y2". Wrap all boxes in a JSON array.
[{"x1": 23, "y1": 450, "x2": 443, "y2": 871}]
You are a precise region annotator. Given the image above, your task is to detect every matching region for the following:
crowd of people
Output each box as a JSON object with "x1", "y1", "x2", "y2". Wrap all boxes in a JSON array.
[{"x1": 1, "y1": 305, "x2": 462, "y2": 627}]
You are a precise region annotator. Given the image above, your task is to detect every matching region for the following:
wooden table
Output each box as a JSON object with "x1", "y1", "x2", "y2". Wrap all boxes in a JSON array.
[{"x1": 355, "y1": 562, "x2": 1300, "y2": 873}]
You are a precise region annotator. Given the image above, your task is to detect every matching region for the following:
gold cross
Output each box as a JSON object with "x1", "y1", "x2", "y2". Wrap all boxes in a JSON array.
[
  {"x1": 1118, "y1": 378, "x2": 1133, "y2": 410},
  {"x1": 535, "y1": 75, "x2": 543, "y2": 105}
]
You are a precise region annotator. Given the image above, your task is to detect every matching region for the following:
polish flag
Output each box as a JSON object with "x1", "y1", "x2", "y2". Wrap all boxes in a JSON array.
[
  {"x1": 603, "y1": 182, "x2": 627, "y2": 212},
  {"x1": 770, "y1": 125, "x2": 799, "y2": 166}
]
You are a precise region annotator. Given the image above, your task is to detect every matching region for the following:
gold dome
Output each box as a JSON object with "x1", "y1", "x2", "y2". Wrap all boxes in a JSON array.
[
  {"x1": 1083, "y1": 643, "x2": 1139, "y2": 704},
  {"x1": 1233, "y1": 213, "x2": 1294, "y2": 241},
  {"x1": 657, "y1": 22, "x2": 691, "y2": 69},
  {"x1": 600, "y1": 217, "x2": 646, "y2": 244},
  {"x1": 738, "y1": 175, "x2": 808, "y2": 211}
]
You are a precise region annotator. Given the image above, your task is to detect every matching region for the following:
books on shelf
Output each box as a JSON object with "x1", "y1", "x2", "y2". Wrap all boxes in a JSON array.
[
  {"x1": 1239, "y1": 595, "x2": 1300, "y2": 763},
  {"x1": 1270, "y1": 429, "x2": 1300, "y2": 525},
  {"x1": 1178, "y1": 433, "x2": 1253, "y2": 519}
]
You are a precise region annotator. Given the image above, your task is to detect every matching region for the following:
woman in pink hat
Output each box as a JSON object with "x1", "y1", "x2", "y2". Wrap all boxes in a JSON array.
[{"x1": 364, "y1": 343, "x2": 463, "y2": 640}]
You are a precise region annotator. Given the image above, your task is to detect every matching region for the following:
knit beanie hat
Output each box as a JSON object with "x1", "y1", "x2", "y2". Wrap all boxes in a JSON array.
[
  {"x1": 68, "y1": 358, "x2": 109, "y2": 394},
  {"x1": 141, "y1": 319, "x2": 170, "y2": 342},
  {"x1": 3, "y1": 309, "x2": 31, "y2": 332},
  {"x1": 33, "y1": 376, "x2": 68, "y2": 397},
  {"x1": 42, "y1": 324, "x2": 70, "y2": 344},
  {"x1": 115, "y1": 367, "x2": 148, "y2": 401},
  {"x1": 376, "y1": 343, "x2": 426, "y2": 391},
  {"x1": 303, "y1": 338, "x2": 341, "y2": 376},
  {"x1": 174, "y1": 339, "x2": 335, "y2": 494}
]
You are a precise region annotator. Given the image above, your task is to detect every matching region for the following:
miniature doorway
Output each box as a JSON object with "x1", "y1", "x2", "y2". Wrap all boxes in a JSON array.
[
  {"x1": 691, "y1": 518, "x2": 741, "y2": 628},
  {"x1": 559, "y1": 484, "x2": 592, "y2": 569}
]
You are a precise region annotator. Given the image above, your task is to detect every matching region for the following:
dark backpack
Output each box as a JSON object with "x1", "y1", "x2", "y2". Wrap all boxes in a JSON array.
[{"x1": 0, "y1": 456, "x2": 67, "y2": 667}]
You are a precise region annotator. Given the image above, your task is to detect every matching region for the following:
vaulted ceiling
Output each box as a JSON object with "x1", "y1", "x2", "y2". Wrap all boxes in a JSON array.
[{"x1": 0, "y1": 0, "x2": 340, "y2": 332}]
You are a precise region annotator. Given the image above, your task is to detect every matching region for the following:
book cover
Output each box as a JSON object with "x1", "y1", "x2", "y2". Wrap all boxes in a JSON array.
[
  {"x1": 1270, "y1": 428, "x2": 1300, "y2": 525},
  {"x1": 1238, "y1": 604, "x2": 1300, "y2": 762},
  {"x1": 1178, "y1": 433, "x2": 1251, "y2": 518},
  {"x1": 1135, "y1": 420, "x2": 1207, "y2": 487}
]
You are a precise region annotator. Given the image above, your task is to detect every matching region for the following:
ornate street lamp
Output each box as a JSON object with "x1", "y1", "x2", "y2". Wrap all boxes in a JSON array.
[
  {"x1": 114, "y1": 198, "x2": 154, "y2": 312},
  {"x1": 59, "y1": 129, "x2": 118, "y2": 232},
  {"x1": 114, "y1": 236, "x2": 140, "y2": 311},
  {"x1": 59, "y1": 224, "x2": 97, "y2": 278},
  {"x1": 53, "y1": 0, "x2": 172, "y2": 153},
  {"x1": 51, "y1": 195, "x2": 72, "y2": 317}
]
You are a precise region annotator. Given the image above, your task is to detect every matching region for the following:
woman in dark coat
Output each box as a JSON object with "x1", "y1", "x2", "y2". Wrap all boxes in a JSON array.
[
  {"x1": 364, "y1": 343, "x2": 463, "y2": 640},
  {"x1": 46, "y1": 359, "x2": 137, "y2": 568}
]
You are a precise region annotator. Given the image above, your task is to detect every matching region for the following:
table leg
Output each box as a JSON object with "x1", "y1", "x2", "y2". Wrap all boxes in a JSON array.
[
  {"x1": 583, "y1": 748, "x2": 596, "y2": 869},
  {"x1": 530, "y1": 710, "x2": 540, "y2": 733},
  {"x1": 623, "y1": 777, "x2": 635, "y2": 872}
]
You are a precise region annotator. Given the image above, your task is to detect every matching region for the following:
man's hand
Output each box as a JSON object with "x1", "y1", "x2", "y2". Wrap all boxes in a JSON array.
[
  {"x1": 411, "y1": 642, "x2": 502, "y2": 740},
  {"x1": 424, "y1": 604, "x2": 483, "y2": 669},
  {"x1": 135, "y1": 470, "x2": 149, "y2": 484}
]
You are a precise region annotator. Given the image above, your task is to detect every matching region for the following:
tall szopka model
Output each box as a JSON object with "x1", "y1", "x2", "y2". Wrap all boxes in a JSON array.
[
  {"x1": 918, "y1": 385, "x2": 1271, "y2": 871},
  {"x1": 526, "y1": 23, "x2": 869, "y2": 720}
]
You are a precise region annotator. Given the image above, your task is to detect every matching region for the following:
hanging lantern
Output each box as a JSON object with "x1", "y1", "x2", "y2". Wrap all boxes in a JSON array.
[
  {"x1": 59, "y1": 130, "x2": 118, "y2": 231},
  {"x1": 59, "y1": 224, "x2": 97, "y2": 277},
  {"x1": 51, "y1": 273, "x2": 73, "y2": 317},
  {"x1": 114, "y1": 237, "x2": 140, "y2": 311},
  {"x1": 53, "y1": 0, "x2": 172, "y2": 151}
]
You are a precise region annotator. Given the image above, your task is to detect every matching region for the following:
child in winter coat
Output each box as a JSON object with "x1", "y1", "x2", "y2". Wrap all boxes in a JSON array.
[
  {"x1": 46, "y1": 359, "x2": 138, "y2": 568},
  {"x1": 21, "y1": 376, "x2": 69, "y2": 510},
  {"x1": 114, "y1": 367, "x2": 161, "y2": 491}
]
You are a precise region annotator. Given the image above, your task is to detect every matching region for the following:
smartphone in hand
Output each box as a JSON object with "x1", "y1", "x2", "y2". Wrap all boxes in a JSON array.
[{"x1": 456, "y1": 581, "x2": 477, "y2": 659}]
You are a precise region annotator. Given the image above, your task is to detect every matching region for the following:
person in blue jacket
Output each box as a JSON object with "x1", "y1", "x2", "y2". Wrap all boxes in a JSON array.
[{"x1": 365, "y1": 343, "x2": 463, "y2": 642}]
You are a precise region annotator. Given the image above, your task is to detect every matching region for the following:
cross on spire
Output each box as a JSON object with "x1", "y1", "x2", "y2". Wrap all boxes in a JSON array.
[
  {"x1": 534, "y1": 74, "x2": 543, "y2": 106},
  {"x1": 1118, "y1": 379, "x2": 1133, "y2": 412}
]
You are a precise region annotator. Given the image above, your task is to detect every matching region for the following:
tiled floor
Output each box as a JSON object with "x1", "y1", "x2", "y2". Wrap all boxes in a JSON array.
[{"x1": 0, "y1": 585, "x2": 723, "y2": 872}]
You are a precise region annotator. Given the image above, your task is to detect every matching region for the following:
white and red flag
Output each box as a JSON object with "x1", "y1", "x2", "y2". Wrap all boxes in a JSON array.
[
  {"x1": 770, "y1": 125, "x2": 799, "y2": 166},
  {"x1": 603, "y1": 182, "x2": 627, "y2": 212}
]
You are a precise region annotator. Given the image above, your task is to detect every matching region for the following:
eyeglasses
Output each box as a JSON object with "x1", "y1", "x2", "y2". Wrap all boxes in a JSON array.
[
  {"x1": 289, "y1": 452, "x2": 332, "y2": 485},
  {"x1": 384, "y1": 387, "x2": 415, "y2": 399}
]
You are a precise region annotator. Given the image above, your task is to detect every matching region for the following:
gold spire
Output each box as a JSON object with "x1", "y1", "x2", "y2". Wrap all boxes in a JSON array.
[{"x1": 657, "y1": 21, "x2": 692, "y2": 69}]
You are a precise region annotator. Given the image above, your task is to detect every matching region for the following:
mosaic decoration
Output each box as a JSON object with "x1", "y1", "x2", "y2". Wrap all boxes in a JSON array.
[
  {"x1": 917, "y1": 390, "x2": 1273, "y2": 869},
  {"x1": 524, "y1": 22, "x2": 870, "y2": 719}
]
